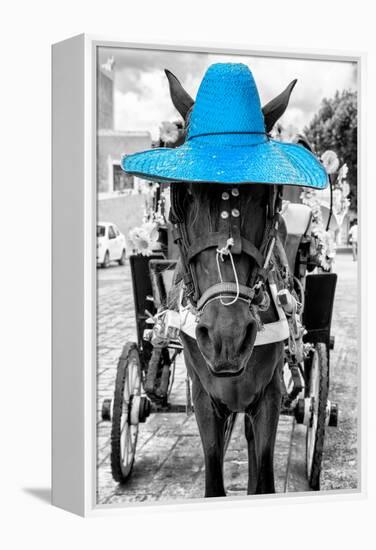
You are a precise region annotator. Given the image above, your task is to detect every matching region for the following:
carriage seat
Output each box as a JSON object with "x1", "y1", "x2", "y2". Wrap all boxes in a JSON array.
[
  {"x1": 149, "y1": 259, "x2": 178, "y2": 308},
  {"x1": 281, "y1": 202, "x2": 312, "y2": 274}
]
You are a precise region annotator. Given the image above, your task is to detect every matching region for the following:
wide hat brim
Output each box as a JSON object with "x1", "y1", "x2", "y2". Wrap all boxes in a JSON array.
[{"x1": 122, "y1": 137, "x2": 328, "y2": 189}]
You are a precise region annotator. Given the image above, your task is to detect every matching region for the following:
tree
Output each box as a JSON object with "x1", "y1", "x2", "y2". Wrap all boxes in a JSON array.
[{"x1": 304, "y1": 90, "x2": 357, "y2": 210}]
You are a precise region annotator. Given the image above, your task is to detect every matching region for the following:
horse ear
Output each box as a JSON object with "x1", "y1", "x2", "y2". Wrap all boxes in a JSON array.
[
  {"x1": 294, "y1": 133, "x2": 313, "y2": 152},
  {"x1": 165, "y1": 69, "x2": 194, "y2": 121},
  {"x1": 262, "y1": 79, "x2": 298, "y2": 133}
]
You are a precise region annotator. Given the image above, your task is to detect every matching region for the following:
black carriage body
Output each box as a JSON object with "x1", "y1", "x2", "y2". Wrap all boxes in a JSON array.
[
  {"x1": 129, "y1": 254, "x2": 179, "y2": 359},
  {"x1": 129, "y1": 254, "x2": 164, "y2": 360},
  {"x1": 110, "y1": 205, "x2": 339, "y2": 490},
  {"x1": 303, "y1": 272, "x2": 337, "y2": 349}
]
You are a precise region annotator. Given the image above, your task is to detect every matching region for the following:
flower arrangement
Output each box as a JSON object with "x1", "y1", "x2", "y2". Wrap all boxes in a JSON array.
[
  {"x1": 300, "y1": 187, "x2": 335, "y2": 270},
  {"x1": 321, "y1": 150, "x2": 340, "y2": 175},
  {"x1": 128, "y1": 222, "x2": 160, "y2": 256},
  {"x1": 331, "y1": 162, "x2": 350, "y2": 227},
  {"x1": 270, "y1": 128, "x2": 349, "y2": 267},
  {"x1": 159, "y1": 121, "x2": 180, "y2": 144},
  {"x1": 128, "y1": 183, "x2": 169, "y2": 256},
  {"x1": 301, "y1": 149, "x2": 351, "y2": 269}
]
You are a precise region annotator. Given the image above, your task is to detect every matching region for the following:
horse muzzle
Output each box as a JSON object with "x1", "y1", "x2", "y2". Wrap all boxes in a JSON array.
[
  {"x1": 196, "y1": 301, "x2": 258, "y2": 378},
  {"x1": 206, "y1": 360, "x2": 246, "y2": 378}
]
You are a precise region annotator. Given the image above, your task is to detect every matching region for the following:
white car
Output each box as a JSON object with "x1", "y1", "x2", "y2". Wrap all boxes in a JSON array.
[{"x1": 97, "y1": 222, "x2": 126, "y2": 267}]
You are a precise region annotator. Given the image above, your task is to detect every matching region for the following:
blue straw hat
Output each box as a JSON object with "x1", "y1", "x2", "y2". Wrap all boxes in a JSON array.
[{"x1": 122, "y1": 63, "x2": 328, "y2": 189}]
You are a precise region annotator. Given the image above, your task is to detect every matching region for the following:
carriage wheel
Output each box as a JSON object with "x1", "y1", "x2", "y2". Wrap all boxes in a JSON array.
[
  {"x1": 305, "y1": 343, "x2": 329, "y2": 490},
  {"x1": 111, "y1": 342, "x2": 142, "y2": 483}
]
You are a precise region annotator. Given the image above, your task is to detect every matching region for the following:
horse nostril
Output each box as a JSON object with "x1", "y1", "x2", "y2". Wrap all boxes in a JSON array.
[
  {"x1": 197, "y1": 323, "x2": 223, "y2": 357},
  {"x1": 196, "y1": 324, "x2": 209, "y2": 343},
  {"x1": 196, "y1": 324, "x2": 217, "y2": 351}
]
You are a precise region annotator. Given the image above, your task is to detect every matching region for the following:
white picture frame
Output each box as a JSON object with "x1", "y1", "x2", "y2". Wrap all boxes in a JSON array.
[{"x1": 52, "y1": 34, "x2": 365, "y2": 516}]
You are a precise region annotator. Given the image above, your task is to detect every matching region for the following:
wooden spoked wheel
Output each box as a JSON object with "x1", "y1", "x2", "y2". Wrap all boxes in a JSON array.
[
  {"x1": 111, "y1": 343, "x2": 142, "y2": 483},
  {"x1": 305, "y1": 343, "x2": 329, "y2": 490}
]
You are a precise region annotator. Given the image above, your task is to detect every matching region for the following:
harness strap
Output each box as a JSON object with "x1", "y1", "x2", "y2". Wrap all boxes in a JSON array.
[
  {"x1": 247, "y1": 185, "x2": 282, "y2": 288},
  {"x1": 170, "y1": 183, "x2": 197, "y2": 298},
  {"x1": 187, "y1": 233, "x2": 264, "y2": 267},
  {"x1": 242, "y1": 239, "x2": 265, "y2": 267},
  {"x1": 169, "y1": 183, "x2": 283, "y2": 309},
  {"x1": 197, "y1": 282, "x2": 255, "y2": 311}
]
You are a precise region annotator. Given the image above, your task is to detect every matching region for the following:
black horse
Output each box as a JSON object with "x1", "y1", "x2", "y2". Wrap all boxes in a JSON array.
[{"x1": 165, "y1": 70, "x2": 297, "y2": 497}]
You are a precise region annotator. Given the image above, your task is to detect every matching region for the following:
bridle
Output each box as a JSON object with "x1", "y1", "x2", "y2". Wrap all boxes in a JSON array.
[{"x1": 169, "y1": 182, "x2": 283, "y2": 315}]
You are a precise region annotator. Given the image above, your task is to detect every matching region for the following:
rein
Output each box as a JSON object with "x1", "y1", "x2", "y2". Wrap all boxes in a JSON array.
[{"x1": 169, "y1": 183, "x2": 282, "y2": 316}]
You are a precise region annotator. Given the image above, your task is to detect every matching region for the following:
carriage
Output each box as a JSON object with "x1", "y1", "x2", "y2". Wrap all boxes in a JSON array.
[
  {"x1": 101, "y1": 62, "x2": 340, "y2": 495},
  {"x1": 101, "y1": 184, "x2": 338, "y2": 492}
]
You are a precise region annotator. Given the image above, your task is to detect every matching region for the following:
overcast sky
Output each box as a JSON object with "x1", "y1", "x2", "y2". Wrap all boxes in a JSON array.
[{"x1": 98, "y1": 47, "x2": 357, "y2": 141}]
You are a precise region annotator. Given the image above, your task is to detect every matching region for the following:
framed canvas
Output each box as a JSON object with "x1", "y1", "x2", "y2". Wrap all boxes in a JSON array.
[{"x1": 52, "y1": 35, "x2": 365, "y2": 516}]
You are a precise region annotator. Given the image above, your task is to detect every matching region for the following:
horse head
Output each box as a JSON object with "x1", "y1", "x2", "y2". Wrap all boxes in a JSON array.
[
  {"x1": 182, "y1": 182, "x2": 270, "y2": 377},
  {"x1": 166, "y1": 69, "x2": 296, "y2": 383}
]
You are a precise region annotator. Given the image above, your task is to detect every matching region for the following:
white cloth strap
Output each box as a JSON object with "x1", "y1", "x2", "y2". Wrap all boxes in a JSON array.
[{"x1": 180, "y1": 282, "x2": 289, "y2": 346}]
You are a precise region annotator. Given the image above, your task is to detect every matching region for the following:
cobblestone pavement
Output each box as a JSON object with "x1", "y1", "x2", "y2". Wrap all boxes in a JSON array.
[
  {"x1": 96, "y1": 252, "x2": 358, "y2": 505},
  {"x1": 320, "y1": 253, "x2": 359, "y2": 491}
]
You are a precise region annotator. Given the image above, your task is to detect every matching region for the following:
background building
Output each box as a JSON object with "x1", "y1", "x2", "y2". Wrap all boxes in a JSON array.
[{"x1": 97, "y1": 59, "x2": 152, "y2": 236}]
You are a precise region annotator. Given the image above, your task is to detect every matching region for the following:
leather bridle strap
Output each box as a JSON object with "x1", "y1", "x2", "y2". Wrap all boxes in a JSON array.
[
  {"x1": 169, "y1": 183, "x2": 283, "y2": 308},
  {"x1": 197, "y1": 282, "x2": 256, "y2": 311},
  {"x1": 169, "y1": 183, "x2": 201, "y2": 299},
  {"x1": 246, "y1": 186, "x2": 282, "y2": 288},
  {"x1": 187, "y1": 233, "x2": 264, "y2": 267}
]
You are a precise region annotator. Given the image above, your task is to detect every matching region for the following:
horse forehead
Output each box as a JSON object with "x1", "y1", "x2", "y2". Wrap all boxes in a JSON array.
[
  {"x1": 191, "y1": 185, "x2": 267, "y2": 210},
  {"x1": 191, "y1": 183, "x2": 266, "y2": 196},
  {"x1": 189, "y1": 185, "x2": 266, "y2": 236}
]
